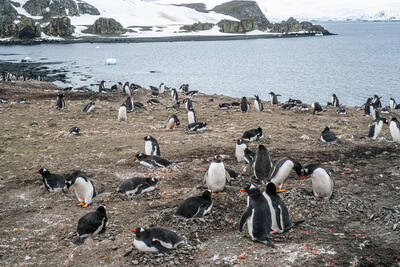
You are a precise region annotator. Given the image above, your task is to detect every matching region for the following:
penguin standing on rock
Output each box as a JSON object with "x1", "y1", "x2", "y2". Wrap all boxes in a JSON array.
[
  {"x1": 269, "y1": 92, "x2": 281, "y2": 105},
  {"x1": 171, "y1": 88, "x2": 179, "y2": 101},
  {"x1": 83, "y1": 102, "x2": 95, "y2": 113},
  {"x1": 302, "y1": 164, "x2": 334, "y2": 200},
  {"x1": 242, "y1": 127, "x2": 263, "y2": 142},
  {"x1": 133, "y1": 153, "x2": 172, "y2": 168},
  {"x1": 240, "y1": 97, "x2": 250, "y2": 113},
  {"x1": 389, "y1": 117, "x2": 400, "y2": 142},
  {"x1": 253, "y1": 145, "x2": 274, "y2": 185},
  {"x1": 165, "y1": 115, "x2": 180, "y2": 130},
  {"x1": 122, "y1": 82, "x2": 130, "y2": 95},
  {"x1": 175, "y1": 190, "x2": 213, "y2": 218},
  {"x1": 65, "y1": 171, "x2": 101, "y2": 207},
  {"x1": 187, "y1": 107, "x2": 197, "y2": 124},
  {"x1": 332, "y1": 94, "x2": 340, "y2": 107},
  {"x1": 143, "y1": 136, "x2": 160, "y2": 156},
  {"x1": 69, "y1": 126, "x2": 81, "y2": 135},
  {"x1": 364, "y1": 98, "x2": 372, "y2": 115},
  {"x1": 183, "y1": 98, "x2": 193, "y2": 110},
  {"x1": 132, "y1": 227, "x2": 185, "y2": 253},
  {"x1": 117, "y1": 177, "x2": 158, "y2": 198},
  {"x1": 74, "y1": 205, "x2": 108, "y2": 244},
  {"x1": 389, "y1": 98, "x2": 400, "y2": 109},
  {"x1": 254, "y1": 95, "x2": 264, "y2": 112},
  {"x1": 36, "y1": 168, "x2": 66, "y2": 192},
  {"x1": 270, "y1": 157, "x2": 302, "y2": 192},
  {"x1": 312, "y1": 102, "x2": 324, "y2": 114},
  {"x1": 244, "y1": 148, "x2": 256, "y2": 166},
  {"x1": 56, "y1": 93, "x2": 66, "y2": 109},
  {"x1": 320, "y1": 127, "x2": 337, "y2": 142},
  {"x1": 239, "y1": 184, "x2": 275, "y2": 248},
  {"x1": 235, "y1": 138, "x2": 248, "y2": 162},
  {"x1": 204, "y1": 155, "x2": 229, "y2": 193},
  {"x1": 124, "y1": 96, "x2": 134, "y2": 112},
  {"x1": 368, "y1": 118, "x2": 388, "y2": 140}
]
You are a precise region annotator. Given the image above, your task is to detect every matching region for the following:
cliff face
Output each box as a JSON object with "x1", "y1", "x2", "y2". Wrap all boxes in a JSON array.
[
  {"x1": 82, "y1": 18, "x2": 126, "y2": 35},
  {"x1": 22, "y1": 0, "x2": 99, "y2": 17},
  {"x1": 212, "y1": 1, "x2": 269, "y2": 24},
  {"x1": 0, "y1": 0, "x2": 18, "y2": 20},
  {"x1": 43, "y1": 17, "x2": 75, "y2": 37}
]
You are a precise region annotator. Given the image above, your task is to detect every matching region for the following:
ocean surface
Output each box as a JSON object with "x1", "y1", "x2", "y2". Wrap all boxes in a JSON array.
[{"x1": 1, "y1": 21, "x2": 399, "y2": 106}]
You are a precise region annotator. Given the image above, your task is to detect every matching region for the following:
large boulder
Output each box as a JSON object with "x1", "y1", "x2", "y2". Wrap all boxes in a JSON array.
[
  {"x1": 77, "y1": 1, "x2": 100, "y2": 15},
  {"x1": 17, "y1": 17, "x2": 41, "y2": 39},
  {"x1": 180, "y1": 22, "x2": 214, "y2": 32},
  {"x1": 82, "y1": 18, "x2": 126, "y2": 35},
  {"x1": 22, "y1": 0, "x2": 99, "y2": 17},
  {"x1": 270, "y1": 17, "x2": 330, "y2": 34},
  {"x1": 217, "y1": 19, "x2": 262, "y2": 33},
  {"x1": 213, "y1": 1, "x2": 269, "y2": 24},
  {"x1": 43, "y1": 17, "x2": 74, "y2": 37},
  {"x1": 0, "y1": 0, "x2": 19, "y2": 20},
  {"x1": 0, "y1": 14, "x2": 18, "y2": 37}
]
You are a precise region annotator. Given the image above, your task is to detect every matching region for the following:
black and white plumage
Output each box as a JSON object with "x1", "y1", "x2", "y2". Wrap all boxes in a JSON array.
[
  {"x1": 65, "y1": 171, "x2": 99, "y2": 207},
  {"x1": 231, "y1": 102, "x2": 240, "y2": 107},
  {"x1": 242, "y1": 127, "x2": 263, "y2": 142},
  {"x1": 252, "y1": 145, "x2": 274, "y2": 185},
  {"x1": 219, "y1": 103, "x2": 232, "y2": 110},
  {"x1": 186, "y1": 90, "x2": 198, "y2": 96},
  {"x1": 159, "y1": 82, "x2": 166, "y2": 93},
  {"x1": 74, "y1": 205, "x2": 108, "y2": 244},
  {"x1": 312, "y1": 102, "x2": 324, "y2": 114},
  {"x1": 111, "y1": 82, "x2": 122, "y2": 92},
  {"x1": 133, "y1": 102, "x2": 146, "y2": 110},
  {"x1": 320, "y1": 127, "x2": 337, "y2": 142},
  {"x1": 368, "y1": 118, "x2": 388, "y2": 140},
  {"x1": 282, "y1": 103, "x2": 297, "y2": 110},
  {"x1": 269, "y1": 92, "x2": 281, "y2": 105},
  {"x1": 36, "y1": 168, "x2": 66, "y2": 193},
  {"x1": 263, "y1": 183, "x2": 304, "y2": 233},
  {"x1": 372, "y1": 94, "x2": 382, "y2": 108},
  {"x1": 389, "y1": 98, "x2": 400, "y2": 109},
  {"x1": 69, "y1": 126, "x2": 81, "y2": 135},
  {"x1": 124, "y1": 96, "x2": 134, "y2": 112},
  {"x1": 390, "y1": 117, "x2": 400, "y2": 142},
  {"x1": 118, "y1": 105, "x2": 127, "y2": 121},
  {"x1": 175, "y1": 190, "x2": 213, "y2": 218},
  {"x1": 147, "y1": 99, "x2": 160, "y2": 105},
  {"x1": 83, "y1": 102, "x2": 95, "y2": 113},
  {"x1": 364, "y1": 97, "x2": 372, "y2": 115},
  {"x1": 132, "y1": 227, "x2": 184, "y2": 253},
  {"x1": 117, "y1": 177, "x2": 158, "y2": 198},
  {"x1": 171, "y1": 88, "x2": 179, "y2": 101},
  {"x1": 143, "y1": 135, "x2": 161, "y2": 156},
  {"x1": 254, "y1": 95, "x2": 264, "y2": 112},
  {"x1": 165, "y1": 114, "x2": 180, "y2": 130},
  {"x1": 336, "y1": 108, "x2": 346, "y2": 115},
  {"x1": 187, "y1": 107, "x2": 198, "y2": 124},
  {"x1": 226, "y1": 168, "x2": 241, "y2": 180},
  {"x1": 303, "y1": 164, "x2": 334, "y2": 200},
  {"x1": 332, "y1": 94, "x2": 340, "y2": 107},
  {"x1": 244, "y1": 148, "x2": 256, "y2": 166},
  {"x1": 240, "y1": 97, "x2": 250, "y2": 113},
  {"x1": 16, "y1": 97, "x2": 27, "y2": 104},
  {"x1": 56, "y1": 94, "x2": 66, "y2": 109},
  {"x1": 122, "y1": 82, "x2": 131, "y2": 95},
  {"x1": 0, "y1": 97, "x2": 9, "y2": 103},
  {"x1": 204, "y1": 155, "x2": 229, "y2": 192},
  {"x1": 183, "y1": 98, "x2": 193, "y2": 110},
  {"x1": 235, "y1": 138, "x2": 248, "y2": 162},
  {"x1": 133, "y1": 153, "x2": 172, "y2": 168},
  {"x1": 186, "y1": 122, "x2": 207, "y2": 132},
  {"x1": 167, "y1": 101, "x2": 180, "y2": 111},
  {"x1": 270, "y1": 157, "x2": 302, "y2": 191},
  {"x1": 298, "y1": 104, "x2": 309, "y2": 112},
  {"x1": 239, "y1": 184, "x2": 274, "y2": 248}
]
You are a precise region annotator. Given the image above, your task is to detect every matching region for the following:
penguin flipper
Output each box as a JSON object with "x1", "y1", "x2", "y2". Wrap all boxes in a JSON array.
[
  {"x1": 152, "y1": 241, "x2": 170, "y2": 253},
  {"x1": 239, "y1": 208, "x2": 252, "y2": 232},
  {"x1": 135, "y1": 184, "x2": 146, "y2": 195}
]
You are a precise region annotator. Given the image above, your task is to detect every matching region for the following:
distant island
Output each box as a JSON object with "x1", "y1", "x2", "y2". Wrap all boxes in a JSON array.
[{"x1": 0, "y1": 0, "x2": 332, "y2": 44}]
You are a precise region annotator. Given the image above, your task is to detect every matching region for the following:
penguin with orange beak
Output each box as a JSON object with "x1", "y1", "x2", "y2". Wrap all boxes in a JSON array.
[{"x1": 35, "y1": 168, "x2": 66, "y2": 192}]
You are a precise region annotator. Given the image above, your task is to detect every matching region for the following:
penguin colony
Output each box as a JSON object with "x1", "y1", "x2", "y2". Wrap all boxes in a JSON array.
[{"x1": 2, "y1": 77, "x2": 400, "y2": 262}]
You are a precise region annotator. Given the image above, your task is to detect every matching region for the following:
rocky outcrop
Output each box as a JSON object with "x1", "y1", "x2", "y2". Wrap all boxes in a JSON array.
[
  {"x1": 17, "y1": 17, "x2": 41, "y2": 39},
  {"x1": 43, "y1": 17, "x2": 74, "y2": 37},
  {"x1": 22, "y1": 0, "x2": 99, "y2": 17},
  {"x1": 0, "y1": 0, "x2": 19, "y2": 20},
  {"x1": 82, "y1": 18, "x2": 126, "y2": 35},
  {"x1": 217, "y1": 19, "x2": 267, "y2": 33},
  {"x1": 174, "y1": 3, "x2": 207, "y2": 13},
  {"x1": 180, "y1": 22, "x2": 214, "y2": 32},
  {"x1": 213, "y1": 1, "x2": 269, "y2": 24},
  {"x1": 0, "y1": 14, "x2": 18, "y2": 37},
  {"x1": 270, "y1": 17, "x2": 330, "y2": 34}
]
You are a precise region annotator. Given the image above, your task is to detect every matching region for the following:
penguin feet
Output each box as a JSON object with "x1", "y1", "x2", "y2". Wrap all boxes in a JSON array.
[
  {"x1": 276, "y1": 187, "x2": 287, "y2": 193},
  {"x1": 77, "y1": 201, "x2": 85, "y2": 206},
  {"x1": 211, "y1": 191, "x2": 221, "y2": 196},
  {"x1": 269, "y1": 231, "x2": 277, "y2": 234},
  {"x1": 82, "y1": 203, "x2": 89, "y2": 208}
]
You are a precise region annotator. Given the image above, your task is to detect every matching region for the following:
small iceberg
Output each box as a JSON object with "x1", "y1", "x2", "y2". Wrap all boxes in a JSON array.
[
  {"x1": 21, "y1": 57, "x2": 32, "y2": 62},
  {"x1": 106, "y1": 58, "x2": 117, "y2": 65}
]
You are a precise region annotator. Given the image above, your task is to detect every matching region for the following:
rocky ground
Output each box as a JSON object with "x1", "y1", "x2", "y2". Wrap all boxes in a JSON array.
[{"x1": 0, "y1": 81, "x2": 399, "y2": 266}]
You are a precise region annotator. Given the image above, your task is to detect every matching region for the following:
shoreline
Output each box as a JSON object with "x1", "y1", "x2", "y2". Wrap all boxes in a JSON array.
[{"x1": 0, "y1": 32, "x2": 335, "y2": 46}]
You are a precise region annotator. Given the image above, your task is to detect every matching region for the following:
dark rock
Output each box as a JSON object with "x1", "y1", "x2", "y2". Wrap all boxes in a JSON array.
[
  {"x1": 83, "y1": 17, "x2": 126, "y2": 35},
  {"x1": 213, "y1": 1, "x2": 269, "y2": 24},
  {"x1": 0, "y1": 0, "x2": 18, "y2": 20},
  {"x1": 180, "y1": 22, "x2": 214, "y2": 32},
  {"x1": 270, "y1": 17, "x2": 330, "y2": 34},
  {"x1": 174, "y1": 3, "x2": 207, "y2": 13},
  {"x1": 23, "y1": 0, "x2": 79, "y2": 17},
  {"x1": 43, "y1": 17, "x2": 74, "y2": 37},
  {"x1": 77, "y1": 1, "x2": 100, "y2": 15},
  {"x1": 17, "y1": 17, "x2": 41, "y2": 39},
  {"x1": 0, "y1": 14, "x2": 18, "y2": 37},
  {"x1": 217, "y1": 19, "x2": 264, "y2": 33}
]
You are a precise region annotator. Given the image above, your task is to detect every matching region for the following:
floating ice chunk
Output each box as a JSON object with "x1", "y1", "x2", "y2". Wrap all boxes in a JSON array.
[{"x1": 106, "y1": 58, "x2": 117, "y2": 65}]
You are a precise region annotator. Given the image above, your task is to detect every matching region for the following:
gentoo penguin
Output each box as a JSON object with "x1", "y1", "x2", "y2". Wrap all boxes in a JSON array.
[
  {"x1": 204, "y1": 155, "x2": 229, "y2": 193},
  {"x1": 186, "y1": 90, "x2": 198, "y2": 97},
  {"x1": 252, "y1": 145, "x2": 274, "y2": 184},
  {"x1": 65, "y1": 171, "x2": 100, "y2": 207},
  {"x1": 171, "y1": 88, "x2": 179, "y2": 101},
  {"x1": 166, "y1": 101, "x2": 180, "y2": 110},
  {"x1": 269, "y1": 92, "x2": 281, "y2": 105},
  {"x1": 165, "y1": 115, "x2": 180, "y2": 130},
  {"x1": 16, "y1": 97, "x2": 27, "y2": 104},
  {"x1": 270, "y1": 157, "x2": 302, "y2": 192},
  {"x1": 235, "y1": 138, "x2": 248, "y2": 162},
  {"x1": 299, "y1": 104, "x2": 309, "y2": 112},
  {"x1": 240, "y1": 97, "x2": 250, "y2": 113},
  {"x1": 117, "y1": 177, "x2": 158, "y2": 198},
  {"x1": 124, "y1": 96, "x2": 134, "y2": 112},
  {"x1": 56, "y1": 94, "x2": 66, "y2": 109},
  {"x1": 336, "y1": 108, "x2": 346, "y2": 115},
  {"x1": 239, "y1": 184, "x2": 274, "y2": 248},
  {"x1": 219, "y1": 103, "x2": 231, "y2": 110},
  {"x1": 254, "y1": 95, "x2": 264, "y2": 112},
  {"x1": 36, "y1": 168, "x2": 66, "y2": 192},
  {"x1": 179, "y1": 84, "x2": 189, "y2": 92},
  {"x1": 389, "y1": 98, "x2": 400, "y2": 109},
  {"x1": 226, "y1": 168, "x2": 241, "y2": 180},
  {"x1": 74, "y1": 205, "x2": 108, "y2": 244},
  {"x1": 263, "y1": 183, "x2": 304, "y2": 233},
  {"x1": 183, "y1": 98, "x2": 193, "y2": 110},
  {"x1": 175, "y1": 190, "x2": 213, "y2": 218},
  {"x1": 150, "y1": 86, "x2": 159, "y2": 98},
  {"x1": 0, "y1": 97, "x2": 9, "y2": 103},
  {"x1": 186, "y1": 122, "x2": 207, "y2": 132},
  {"x1": 147, "y1": 99, "x2": 160, "y2": 105},
  {"x1": 133, "y1": 102, "x2": 145, "y2": 110},
  {"x1": 368, "y1": 118, "x2": 388, "y2": 140},
  {"x1": 132, "y1": 227, "x2": 184, "y2": 253},
  {"x1": 231, "y1": 102, "x2": 240, "y2": 107},
  {"x1": 133, "y1": 153, "x2": 172, "y2": 168},
  {"x1": 83, "y1": 102, "x2": 95, "y2": 113},
  {"x1": 111, "y1": 82, "x2": 122, "y2": 92},
  {"x1": 69, "y1": 126, "x2": 81, "y2": 135},
  {"x1": 312, "y1": 102, "x2": 324, "y2": 114},
  {"x1": 364, "y1": 97, "x2": 372, "y2": 115},
  {"x1": 242, "y1": 127, "x2": 263, "y2": 142},
  {"x1": 122, "y1": 82, "x2": 131, "y2": 95},
  {"x1": 187, "y1": 107, "x2": 198, "y2": 124},
  {"x1": 389, "y1": 117, "x2": 400, "y2": 142},
  {"x1": 118, "y1": 105, "x2": 127, "y2": 121},
  {"x1": 159, "y1": 82, "x2": 166, "y2": 93},
  {"x1": 244, "y1": 148, "x2": 256, "y2": 166},
  {"x1": 302, "y1": 164, "x2": 334, "y2": 200},
  {"x1": 320, "y1": 127, "x2": 337, "y2": 142},
  {"x1": 143, "y1": 135, "x2": 160, "y2": 156},
  {"x1": 372, "y1": 94, "x2": 382, "y2": 108},
  {"x1": 332, "y1": 94, "x2": 340, "y2": 107},
  {"x1": 371, "y1": 106, "x2": 379, "y2": 120}
]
